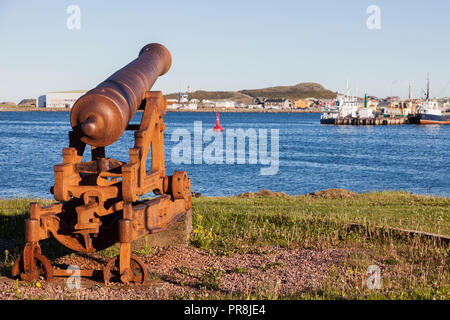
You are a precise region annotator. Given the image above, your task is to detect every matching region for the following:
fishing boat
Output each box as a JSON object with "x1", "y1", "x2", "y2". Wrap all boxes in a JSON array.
[
  {"x1": 415, "y1": 101, "x2": 450, "y2": 124},
  {"x1": 412, "y1": 75, "x2": 450, "y2": 124}
]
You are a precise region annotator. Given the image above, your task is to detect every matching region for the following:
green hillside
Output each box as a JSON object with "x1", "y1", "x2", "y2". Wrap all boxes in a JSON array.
[
  {"x1": 239, "y1": 82, "x2": 336, "y2": 100},
  {"x1": 165, "y1": 82, "x2": 336, "y2": 103}
]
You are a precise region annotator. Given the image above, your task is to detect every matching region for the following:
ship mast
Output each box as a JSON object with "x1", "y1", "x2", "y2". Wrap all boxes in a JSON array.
[
  {"x1": 426, "y1": 73, "x2": 430, "y2": 100},
  {"x1": 409, "y1": 81, "x2": 412, "y2": 100}
]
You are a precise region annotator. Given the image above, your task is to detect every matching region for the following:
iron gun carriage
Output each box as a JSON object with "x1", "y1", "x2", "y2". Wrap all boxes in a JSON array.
[{"x1": 12, "y1": 43, "x2": 192, "y2": 284}]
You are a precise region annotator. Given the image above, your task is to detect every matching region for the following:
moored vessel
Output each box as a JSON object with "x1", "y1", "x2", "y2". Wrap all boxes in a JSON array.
[
  {"x1": 320, "y1": 93, "x2": 358, "y2": 124},
  {"x1": 412, "y1": 75, "x2": 450, "y2": 124}
]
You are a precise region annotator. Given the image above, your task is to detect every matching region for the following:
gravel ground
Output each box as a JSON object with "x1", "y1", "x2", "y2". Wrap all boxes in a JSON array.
[{"x1": 0, "y1": 246, "x2": 347, "y2": 300}]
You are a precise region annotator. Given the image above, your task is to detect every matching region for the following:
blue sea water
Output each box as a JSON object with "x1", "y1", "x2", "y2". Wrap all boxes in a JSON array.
[{"x1": 0, "y1": 111, "x2": 449, "y2": 198}]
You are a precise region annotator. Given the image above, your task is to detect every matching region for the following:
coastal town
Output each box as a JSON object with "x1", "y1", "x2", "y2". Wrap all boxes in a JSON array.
[
  {"x1": 165, "y1": 90, "x2": 450, "y2": 120},
  {"x1": 2, "y1": 83, "x2": 450, "y2": 125}
]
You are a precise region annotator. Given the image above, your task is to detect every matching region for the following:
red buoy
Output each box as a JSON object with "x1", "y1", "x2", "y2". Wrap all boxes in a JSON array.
[{"x1": 214, "y1": 112, "x2": 223, "y2": 132}]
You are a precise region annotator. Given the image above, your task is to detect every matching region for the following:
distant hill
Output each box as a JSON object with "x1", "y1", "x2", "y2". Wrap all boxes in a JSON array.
[
  {"x1": 165, "y1": 82, "x2": 336, "y2": 103},
  {"x1": 18, "y1": 99, "x2": 36, "y2": 107},
  {"x1": 239, "y1": 82, "x2": 336, "y2": 100}
]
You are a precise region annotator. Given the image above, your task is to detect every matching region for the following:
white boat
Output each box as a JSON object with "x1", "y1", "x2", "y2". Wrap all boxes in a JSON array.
[{"x1": 320, "y1": 93, "x2": 359, "y2": 124}]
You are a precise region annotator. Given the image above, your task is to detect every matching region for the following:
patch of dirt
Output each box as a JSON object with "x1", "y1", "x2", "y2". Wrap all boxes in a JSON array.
[
  {"x1": 237, "y1": 189, "x2": 289, "y2": 199},
  {"x1": 0, "y1": 246, "x2": 349, "y2": 300},
  {"x1": 307, "y1": 189, "x2": 357, "y2": 199}
]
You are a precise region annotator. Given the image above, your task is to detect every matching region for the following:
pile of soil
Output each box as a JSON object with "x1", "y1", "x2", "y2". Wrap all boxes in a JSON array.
[
  {"x1": 307, "y1": 189, "x2": 357, "y2": 199},
  {"x1": 237, "y1": 189, "x2": 289, "y2": 199},
  {"x1": 237, "y1": 188, "x2": 357, "y2": 199}
]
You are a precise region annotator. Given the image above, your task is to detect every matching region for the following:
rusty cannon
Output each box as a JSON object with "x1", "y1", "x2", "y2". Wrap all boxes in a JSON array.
[{"x1": 12, "y1": 43, "x2": 192, "y2": 284}]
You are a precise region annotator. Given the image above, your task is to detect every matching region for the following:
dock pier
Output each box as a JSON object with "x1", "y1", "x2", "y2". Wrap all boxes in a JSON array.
[{"x1": 325, "y1": 117, "x2": 411, "y2": 125}]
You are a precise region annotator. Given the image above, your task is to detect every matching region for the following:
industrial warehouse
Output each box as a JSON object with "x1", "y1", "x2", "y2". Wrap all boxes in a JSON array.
[{"x1": 37, "y1": 90, "x2": 87, "y2": 108}]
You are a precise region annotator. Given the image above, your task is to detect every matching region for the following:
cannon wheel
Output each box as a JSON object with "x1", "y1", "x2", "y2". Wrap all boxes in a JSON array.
[
  {"x1": 11, "y1": 252, "x2": 54, "y2": 282},
  {"x1": 103, "y1": 254, "x2": 147, "y2": 285}
]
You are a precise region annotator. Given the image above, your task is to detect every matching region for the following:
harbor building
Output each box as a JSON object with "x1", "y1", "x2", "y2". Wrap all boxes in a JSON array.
[
  {"x1": 358, "y1": 108, "x2": 374, "y2": 118},
  {"x1": 367, "y1": 98, "x2": 379, "y2": 109},
  {"x1": 38, "y1": 90, "x2": 87, "y2": 108},
  {"x1": 184, "y1": 102, "x2": 198, "y2": 110},
  {"x1": 215, "y1": 100, "x2": 235, "y2": 108},
  {"x1": 264, "y1": 98, "x2": 291, "y2": 109},
  {"x1": 246, "y1": 104, "x2": 264, "y2": 109},
  {"x1": 199, "y1": 100, "x2": 216, "y2": 109},
  {"x1": 294, "y1": 99, "x2": 312, "y2": 109},
  {"x1": 167, "y1": 99, "x2": 180, "y2": 110}
]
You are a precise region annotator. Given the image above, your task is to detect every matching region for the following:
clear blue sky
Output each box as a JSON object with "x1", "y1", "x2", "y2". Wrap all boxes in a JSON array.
[{"x1": 1, "y1": 0, "x2": 450, "y2": 103}]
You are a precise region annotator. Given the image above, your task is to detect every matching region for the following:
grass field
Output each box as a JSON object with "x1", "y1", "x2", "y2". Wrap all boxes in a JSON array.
[
  {"x1": 0, "y1": 190, "x2": 448, "y2": 300},
  {"x1": 189, "y1": 191, "x2": 449, "y2": 299}
]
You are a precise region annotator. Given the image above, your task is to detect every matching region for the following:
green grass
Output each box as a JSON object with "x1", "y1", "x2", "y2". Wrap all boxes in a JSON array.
[
  {"x1": 190, "y1": 191, "x2": 449, "y2": 254},
  {"x1": 0, "y1": 198, "x2": 53, "y2": 249},
  {"x1": 188, "y1": 191, "x2": 449, "y2": 299},
  {"x1": 0, "y1": 197, "x2": 73, "y2": 266},
  {"x1": 0, "y1": 191, "x2": 448, "y2": 300}
]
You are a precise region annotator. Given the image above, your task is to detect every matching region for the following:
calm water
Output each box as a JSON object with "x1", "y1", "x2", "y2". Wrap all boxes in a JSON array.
[{"x1": 0, "y1": 111, "x2": 449, "y2": 198}]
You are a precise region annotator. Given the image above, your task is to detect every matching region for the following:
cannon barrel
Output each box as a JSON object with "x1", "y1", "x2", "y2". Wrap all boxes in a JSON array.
[{"x1": 70, "y1": 43, "x2": 172, "y2": 147}]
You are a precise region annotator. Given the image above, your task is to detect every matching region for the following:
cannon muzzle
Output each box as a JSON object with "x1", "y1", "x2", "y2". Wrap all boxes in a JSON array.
[{"x1": 70, "y1": 43, "x2": 172, "y2": 147}]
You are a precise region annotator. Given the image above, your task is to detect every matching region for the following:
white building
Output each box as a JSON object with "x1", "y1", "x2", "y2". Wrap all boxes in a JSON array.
[
  {"x1": 215, "y1": 100, "x2": 235, "y2": 108},
  {"x1": 39, "y1": 90, "x2": 87, "y2": 108},
  {"x1": 263, "y1": 98, "x2": 290, "y2": 109},
  {"x1": 200, "y1": 102, "x2": 216, "y2": 108},
  {"x1": 246, "y1": 104, "x2": 263, "y2": 109},
  {"x1": 358, "y1": 108, "x2": 374, "y2": 118},
  {"x1": 179, "y1": 92, "x2": 189, "y2": 103},
  {"x1": 185, "y1": 103, "x2": 198, "y2": 110}
]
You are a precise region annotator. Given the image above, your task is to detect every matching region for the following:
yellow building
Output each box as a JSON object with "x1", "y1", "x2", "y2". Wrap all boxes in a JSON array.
[
  {"x1": 367, "y1": 99, "x2": 379, "y2": 109},
  {"x1": 294, "y1": 99, "x2": 311, "y2": 109}
]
